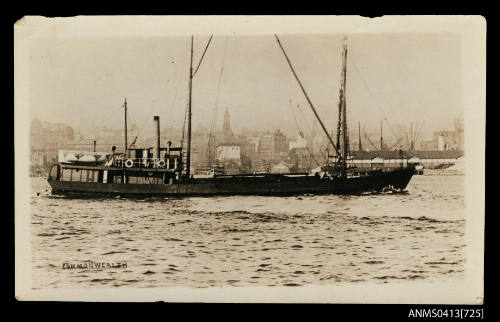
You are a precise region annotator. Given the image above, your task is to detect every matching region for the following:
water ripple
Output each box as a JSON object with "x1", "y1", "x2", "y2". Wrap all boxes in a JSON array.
[{"x1": 30, "y1": 175, "x2": 465, "y2": 288}]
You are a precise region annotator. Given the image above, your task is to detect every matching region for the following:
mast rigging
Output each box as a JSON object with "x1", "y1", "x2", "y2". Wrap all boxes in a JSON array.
[
  {"x1": 185, "y1": 35, "x2": 213, "y2": 178},
  {"x1": 208, "y1": 37, "x2": 228, "y2": 167},
  {"x1": 193, "y1": 35, "x2": 214, "y2": 77},
  {"x1": 339, "y1": 37, "x2": 349, "y2": 172},
  {"x1": 380, "y1": 120, "x2": 383, "y2": 151},
  {"x1": 274, "y1": 34, "x2": 340, "y2": 158}
]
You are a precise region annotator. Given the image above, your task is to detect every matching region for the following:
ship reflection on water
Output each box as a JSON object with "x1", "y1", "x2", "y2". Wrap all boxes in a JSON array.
[{"x1": 30, "y1": 175, "x2": 465, "y2": 289}]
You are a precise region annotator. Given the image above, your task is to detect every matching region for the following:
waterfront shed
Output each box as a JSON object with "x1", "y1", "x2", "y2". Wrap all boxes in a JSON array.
[{"x1": 271, "y1": 161, "x2": 291, "y2": 174}]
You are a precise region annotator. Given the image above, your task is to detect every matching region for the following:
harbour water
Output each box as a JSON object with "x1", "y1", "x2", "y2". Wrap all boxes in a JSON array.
[{"x1": 29, "y1": 175, "x2": 465, "y2": 289}]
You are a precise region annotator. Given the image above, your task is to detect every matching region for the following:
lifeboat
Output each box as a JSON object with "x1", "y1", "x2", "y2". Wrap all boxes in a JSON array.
[
  {"x1": 64, "y1": 153, "x2": 78, "y2": 162},
  {"x1": 79, "y1": 155, "x2": 96, "y2": 163}
]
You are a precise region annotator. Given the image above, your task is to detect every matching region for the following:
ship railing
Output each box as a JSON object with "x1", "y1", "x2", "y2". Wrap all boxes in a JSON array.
[{"x1": 111, "y1": 157, "x2": 178, "y2": 169}]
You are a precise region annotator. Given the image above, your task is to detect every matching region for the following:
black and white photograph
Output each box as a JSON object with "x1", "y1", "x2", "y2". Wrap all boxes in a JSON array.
[{"x1": 14, "y1": 16, "x2": 485, "y2": 303}]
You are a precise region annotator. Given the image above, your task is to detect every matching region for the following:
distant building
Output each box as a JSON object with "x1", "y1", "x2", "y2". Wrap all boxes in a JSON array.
[
  {"x1": 221, "y1": 108, "x2": 234, "y2": 144},
  {"x1": 248, "y1": 137, "x2": 260, "y2": 154},
  {"x1": 434, "y1": 132, "x2": 455, "y2": 151},
  {"x1": 349, "y1": 150, "x2": 463, "y2": 170},
  {"x1": 271, "y1": 161, "x2": 291, "y2": 174},
  {"x1": 258, "y1": 129, "x2": 289, "y2": 160},
  {"x1": 30, "y1": 119, "x2": 75, "y2": 175},
  {"x1": 429, "y1": 117, "x2": 464, "y2": 151},
  {"x1": 289, "y1": 147, "x2": 312, "y2": 172},
  {"x1": 216, "y1": 145, "x2": 241, "y2": 166},
  {"x1": 289, "y1": 134, "x2": 308, "y2": 150},
  {"x1": 191, "y1": 131, "x2": 210, "y2": 167},
  {"x1": 274, "y1": 129, "x2": 288, "y2": 154},
  {"x1": 259, "y1": 133, "x2": 274, "y2": 160}
]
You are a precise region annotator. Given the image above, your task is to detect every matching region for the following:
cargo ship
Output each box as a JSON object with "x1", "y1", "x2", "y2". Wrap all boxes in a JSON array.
[{"x1": 48, "y1": 35, "x2": 414, "y2": 196}]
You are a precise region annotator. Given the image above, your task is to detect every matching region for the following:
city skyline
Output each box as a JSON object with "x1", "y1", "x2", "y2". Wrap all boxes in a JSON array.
[
  {"x1": 27, "y1": 33, "x2": 463, "y2": 142},
  {"x1": 30, "y1": 113, "x2": 463, "y2": 152}
]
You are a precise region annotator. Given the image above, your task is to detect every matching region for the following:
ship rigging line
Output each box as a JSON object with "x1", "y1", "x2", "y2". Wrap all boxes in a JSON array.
[
  {"x1": 193, "y1": 35, "x2": 213, "y2": 77},
  {"x1": 274, "y1": 35, "x2": 341, "y2": 158},
  {"x1": 181, "y1": 35, "x2": 213, "y2": 152},
  {"x1": 280, "y1": 52, "x2": 325, "y2": 166},
  {"x1": 287, "y1": 96, "x2": 328, "y2": 163},
  {"x1": 207, "y1": 66, "x2": 224, "y2": 164},
  {"x1": 288, "y1": 102, "x2": 321, "y2": 167},
  {"x1": 72, "y1": 102, "x2": 126, "y2": 145},
  {"x1": 347, "y1": 55, "x2": 398, "y2": 140},
  {"x1": 363, "y1": 127, "x2": 379, "y2": 151},
  {"x1": 208, "y1": 37, "x2": 228, "y2": 164}
]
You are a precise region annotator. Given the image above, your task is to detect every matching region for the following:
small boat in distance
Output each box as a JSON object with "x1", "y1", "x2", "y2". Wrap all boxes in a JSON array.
[{"x1": 48, "y1": 35, "x2": 414, "y2": 197}]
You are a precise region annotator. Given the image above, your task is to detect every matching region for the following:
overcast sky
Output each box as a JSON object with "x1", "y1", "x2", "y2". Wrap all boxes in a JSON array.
[{"x1": 27, "y1": 33, "x2": 462, "y2": 141}]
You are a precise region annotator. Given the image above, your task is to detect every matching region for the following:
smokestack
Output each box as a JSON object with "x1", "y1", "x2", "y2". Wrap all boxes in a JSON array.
[{"x1": 154, "y1": 116, "x2": 160, "y2": 159}]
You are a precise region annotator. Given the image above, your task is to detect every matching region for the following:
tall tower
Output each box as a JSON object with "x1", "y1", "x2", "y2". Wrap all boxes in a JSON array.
[
  {"x1": 222, "y1": 107, "x2": 233, "y2": 143},
  {"x1": 223, "y1": 108, "x2": 231, "y2": 133}
]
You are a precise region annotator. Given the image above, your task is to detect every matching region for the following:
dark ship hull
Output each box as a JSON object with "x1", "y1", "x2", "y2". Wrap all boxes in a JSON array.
[{"x1": 48, "y1": 167, "x2": 414, "y2": 197}]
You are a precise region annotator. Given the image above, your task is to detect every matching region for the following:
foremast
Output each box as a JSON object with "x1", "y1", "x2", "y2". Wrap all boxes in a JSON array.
[
  {"x1": 337, "y1": 37, "x2": 349, "y2": 177},
  {"x1": 183, "y1": 35, "x2": 213, "y2": 178}
]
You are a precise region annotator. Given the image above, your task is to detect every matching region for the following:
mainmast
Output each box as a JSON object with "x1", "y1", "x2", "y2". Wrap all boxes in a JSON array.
[
  {"x1": 336, "y1": 97, "x2": 342, "y2": 154},
  {"x1": 341, "y1": 37, "x2": 349, "y2": 170},
  {"x1": 335, "y1": 37, "x2": 348, "y2": 176},
  {"x1": 186, "y1": 36, "x2": 194, "y2": 178}
]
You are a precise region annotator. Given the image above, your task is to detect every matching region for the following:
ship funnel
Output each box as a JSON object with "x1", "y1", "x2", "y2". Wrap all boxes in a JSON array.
[{"x1": 154, "y1": 116, "x2": 160, "y2": 159}]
